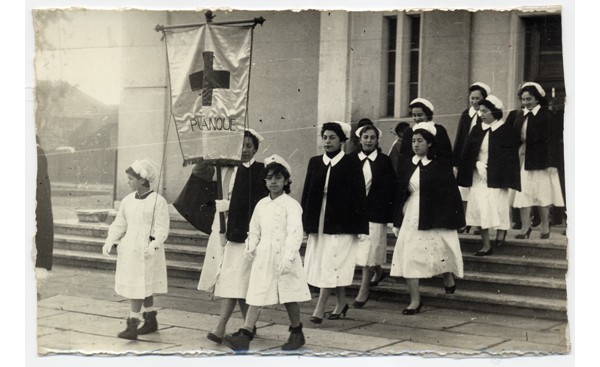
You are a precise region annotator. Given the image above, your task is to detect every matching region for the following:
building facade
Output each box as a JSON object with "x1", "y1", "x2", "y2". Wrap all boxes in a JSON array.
[{"x1": 115, "y1": 8, "x2": 564, "y2": 204}]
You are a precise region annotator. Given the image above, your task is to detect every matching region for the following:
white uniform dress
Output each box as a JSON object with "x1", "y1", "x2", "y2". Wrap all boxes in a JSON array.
[
  {"x1": 465, "y1": 120, "x2": 511, "y2": 230},
  {"x1": 106, "y1": 191, "x2": 170, "y2": 299},
  {"x1": 391, "y1": 160, "x2": 464, "y2": 279},
  {"x1": 304, "y1": 153, "x2": 359, "y2": 288},
  {"x1": 245, "y1": 194, "x2": 311, "y2": 306},
  {"x1": 356, "y1": 150, "x2": 387, "y2": 267},
  {"x1": 196, "y1": 164, "x2": 254, "y2": 299},
  {"x1": 512, "y1": 106, "x2": 565, "y2": 208}
]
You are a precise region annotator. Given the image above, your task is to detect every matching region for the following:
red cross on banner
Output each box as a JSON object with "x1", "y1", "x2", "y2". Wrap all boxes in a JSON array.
[
  {"x1": 189, "y1": 51, "x2": 231, "y2": 107},
  {"x1": 165, "y1": 25, "x2": 252, "y2": 166}
]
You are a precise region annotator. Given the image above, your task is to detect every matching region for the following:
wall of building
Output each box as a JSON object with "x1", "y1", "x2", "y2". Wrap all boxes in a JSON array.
[
  {"x1": 116, "y1": 10, "x2": 169, "y2": 201},
  {"x1": 117, "y1": 10, "x2": 321, "y2": 203},
  {"x1": 419, "y1": 10, "x2": 472, "y2": 145}
]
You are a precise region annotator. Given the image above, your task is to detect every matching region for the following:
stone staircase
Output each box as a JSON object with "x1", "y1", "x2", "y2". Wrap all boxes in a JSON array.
[{"x1": 52, "y1": 211, "x2": 568, "y2": 320}]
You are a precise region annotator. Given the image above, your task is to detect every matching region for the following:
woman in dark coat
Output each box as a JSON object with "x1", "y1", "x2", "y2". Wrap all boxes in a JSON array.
[
  {"x1": 351, "y1": 124, "x2": 397, "y2": 308},
  {"x1": 457, "y1": 96, "x2": 521, "y2": 255},
  {"x1": 301, "y1": 121, "x2": 368, "y2": 323},
  {"x1": 452, "y1": 83, "x2": 489, "y2": 224},
  {"x1": 391, "y1": 125, "x2": 465, "y2": 315},
  {"x1": 512, "y1": 83, "x2": 565, "y2": 239}
]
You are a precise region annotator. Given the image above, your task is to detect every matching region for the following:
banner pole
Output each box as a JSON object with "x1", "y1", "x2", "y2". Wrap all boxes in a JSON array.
[{"x1": 155, "y1": 16, "x2": 265, "y2": 32}]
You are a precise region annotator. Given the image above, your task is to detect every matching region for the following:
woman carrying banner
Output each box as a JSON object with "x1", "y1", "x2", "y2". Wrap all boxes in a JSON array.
[
  {"x1": 301, "y1": 121, "x2": 368, "y2": 323},
  {"x1": 351, "y1": 124, "x2": 397, "y2": 308},
  {"x1": 222, "y1": 155, "x2": 311, "y2": 352},
  {"x1": 391, "y1": 125, "x2": 464, "y2": 314},
  {"x1": 193, "y1": 129, "x2": 267, "y2": 344},
  {"x1": 102, "y1": 159, "x2": 170, "y2": 340}
]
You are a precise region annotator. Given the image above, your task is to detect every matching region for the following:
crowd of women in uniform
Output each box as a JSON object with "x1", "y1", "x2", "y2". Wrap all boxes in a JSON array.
[{"x1": 100, "y1": 81, "x2": 565, "y2": 352}]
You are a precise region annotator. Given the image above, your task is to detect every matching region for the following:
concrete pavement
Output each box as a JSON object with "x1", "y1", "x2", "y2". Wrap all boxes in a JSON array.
[{"x1": 36, "y1": 266, "x2": 569, "y2": 356}]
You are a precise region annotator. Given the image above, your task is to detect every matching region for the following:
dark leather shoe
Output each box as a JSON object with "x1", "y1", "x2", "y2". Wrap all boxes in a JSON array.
[
  {"x1": 117, "y1": 317, "x2": 140, "y2": 340},
  {"x1": 137, "y1": 311, "x2": 158, "y2": 335},
  {"x1": 445, "y1": 285, "x2": 456, "y2": 294},
  {"x1": 206, "y1": 332, "x2": 223, "y2": 344},
  {"x1": 402, "y1": 302, "x2": 422, "y2": 315},
  {"x1": 474, "y1": 248, "x2": 493, "y2": 256},
  {"x1": 352, "y1": 295, "x2": 370, "y2": 308},
  {"x1": 309, "y1": 316, "x2": 323, "y2": 324},
  {"x1": 328, "y1": 304, "x2": 349, "y2": 319},
  {"x1": 282, "y1": 324, "x2": 305, "y2": 351},
  {"x1": 222, "y1": 329, "x2": 252, "y2": 351}
]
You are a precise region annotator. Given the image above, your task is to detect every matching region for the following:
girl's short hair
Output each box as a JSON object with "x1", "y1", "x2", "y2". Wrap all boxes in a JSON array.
[
  {"x1": 262, "y1": 162, "x2": 291, "y2": 194},
  {"x1": 409, "y1": 102, "x2": 434, "y2": 121},
  {"x1": 321, "y1": 122, "x2": 348, "y2": 142},
  {"x1": 412, "y1": 128, "x2": 438, "y2": 160},
  {"x1": 518, "y1": 85, "x2": 549, "y2": 107},
  {"x1": 478, "y1": 99, "x2": 504, "y2": 121},
  {"x1": 125, "y1": 167, "x2": 150, "y2": 188},
  {"x1": 469, "y1": 84, "x2": 489, "y2": 99}
]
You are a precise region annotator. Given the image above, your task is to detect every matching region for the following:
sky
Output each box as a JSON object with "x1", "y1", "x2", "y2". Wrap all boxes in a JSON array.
[{"x1": 33, "y1": 10, "x2": 123, "y2": 105}]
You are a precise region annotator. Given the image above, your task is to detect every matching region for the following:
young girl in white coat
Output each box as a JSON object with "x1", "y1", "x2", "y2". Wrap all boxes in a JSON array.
[
  {"x1": 222, "y1": 155, "x2": 311, "y2": 352},
  {"x1": 102, "y1": 159, "x2": 170, "y2": 340}
]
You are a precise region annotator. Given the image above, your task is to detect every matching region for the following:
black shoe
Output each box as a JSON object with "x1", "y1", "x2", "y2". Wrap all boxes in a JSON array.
[
  {"x1": 531, "y1": 216, "x2": 541, "y2": 228},
  {"x1": 474, "y1": 248, "x2": 493, "y2": 256},
  {"x1": 137, "y1": 311, "x2": 158, "y2": 335},
  {"x1": 473, "y1": 228, "x2": 481, "y2": 235},
  {"x1": 117, "y1": 317, "x2": 140, "y2": 340},
  {"x1": 495, "y1": 231, "x2": 507, "y2": 247},
  {"x1": 540, "y1": 232, "x2": 550, "y2": 239},
  {"x1": 309, "y1": 315, "x2": 323, "y2": 324},
  {"x1": 222, "y1": 329, "x2": 252, "y2": 351},
  {"x1": 515, "y1": 227, "x2": 532, "y2": 239},
  {"x1": 512, "y1": 222, "x2": 522, "y2": 230},
  {"x1": 369, "y1": 272, "x2": 388, "y2": 287},
  {"x1": 206, "y1": 332, "x2": 223, "y2": 344},
  {"x1": 282, "y1": 324, "x2": 305, "y2": 351},
  {"x1": 402, "y1": 302, "x2": 422, "y2": 315},
  {"x1": 231, "y1": 326, "x2": 255, "y2": 341},
  {"x1": 445, "y1": 285, "x2": 456, "y2": 294},
  {"x1": 352, "y1": 295, "x2": 370, "y2": 308},
  {"x1": 328, "y1": 304, "x2": 349, "y2": 320}
]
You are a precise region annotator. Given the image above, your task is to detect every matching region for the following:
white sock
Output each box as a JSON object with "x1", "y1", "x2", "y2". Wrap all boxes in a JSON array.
[{"x1": 129, "y1": 311, "x2": 142, "y2": 320}]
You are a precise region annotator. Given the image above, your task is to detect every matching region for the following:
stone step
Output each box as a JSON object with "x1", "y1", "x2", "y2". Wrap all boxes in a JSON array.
[
  {"x1": 56, "y1": 220, "x2": 568, "y2": 262},
  {"x1": 349, "y1": 282, "x2": 567, "y2": 321},
  {"x1": 54, "y1": 221, "x2": 209, "y2": 248},
  {"x1": 50, "y1": 250, "x2": 567, "y2": 320},
  {"x1": 52, "y1": 249, "x2": 202, "y2": 279},
  {"x1": 462, "y1": 253, "x2": 567, "y2": 278},
  {"x1": 389, "y1": 269, "x2": 566, "y2": 300},
  {"x1": 53, "y1": 234, "x2": 207, "y2": 263},
  {"x1": 53, "y1": 230, "x2": 567, "y2": 296}
]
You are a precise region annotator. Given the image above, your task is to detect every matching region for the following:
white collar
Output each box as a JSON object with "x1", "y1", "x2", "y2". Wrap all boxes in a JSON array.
[
  {"x1": 481, "y1": 119, "x2": 504, "y2": 132},
  {"x1": 412, "y1": 155, "x2": 432, "y2": 166},
  {"x1": 524, "y1": 104, "x2": 541, "y2": 116},
  {"x1": 242, "y1": 158, "x2": 255, "y2": 168},
  {"x1": 268, "y1": 192, "x2": 287, "y2": 202},
  {"x1": 322, "y1": 150, "x2": 345, "y2": 167},
  {"x1": 358, "y1": 149, "x2": 378, "y2": 162},
  {"x1": 469, "y1": 106, "x2": 478, "y2": 118}
]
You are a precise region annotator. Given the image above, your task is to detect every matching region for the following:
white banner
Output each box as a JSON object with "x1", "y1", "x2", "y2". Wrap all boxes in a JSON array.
[{"x1": 165, "y1": 25, "x2": 252, "y2": 165}]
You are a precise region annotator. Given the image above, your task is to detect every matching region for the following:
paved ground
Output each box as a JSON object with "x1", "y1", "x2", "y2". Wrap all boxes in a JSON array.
[{"x1": 35, "y1": 266, "x2": 569, "y2": 357}]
